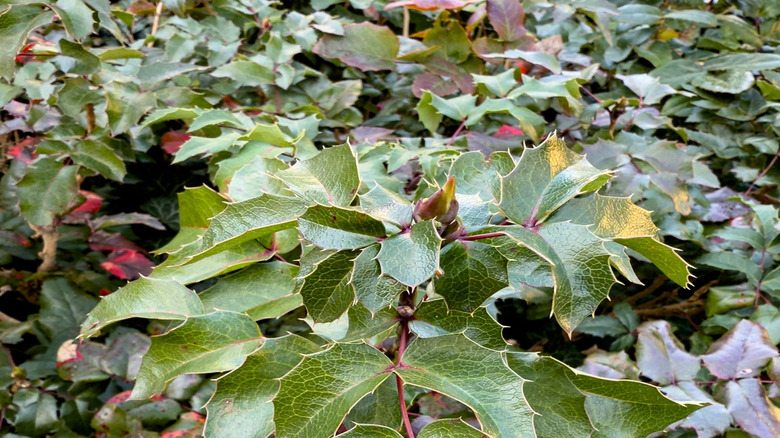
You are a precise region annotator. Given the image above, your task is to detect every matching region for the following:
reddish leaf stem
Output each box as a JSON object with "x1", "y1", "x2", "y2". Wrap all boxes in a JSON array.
[
  {"x1": 396, "y1": 319, "x2": 415, "y2": 438},
  {"x1": 745, "y1": 147, "x2": 780, "y2": 196},
  {"x1": 461, "y1": 231, "x2": 506, "y2": 241},
  {"x1": 446, "y1": 120, "x2": 466, "y2": 148}
]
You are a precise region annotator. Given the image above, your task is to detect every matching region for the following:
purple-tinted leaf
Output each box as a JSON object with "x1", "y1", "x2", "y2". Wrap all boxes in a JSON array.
[
  {"x1": 92, "y1": 213, "x2": 166, "y2": 230},
  {"x1": 350, "y1": 126, "x2": 395, "y2": 143},
  {"x1": 662, "y1": 382, "x2": 730, "y2": 438},
  {"x1": 313, "y1": 23, "x2": 398, "y2": 71},
  {"x1": 487, "y1": 0, "x2": 526, "y2": 42},
  {"x1": 578, "y1": 350, "x2": 640, "y2": 380},
  {"x1": 719, "y1": 379, "x2": 780, "y2": 438},
  {"x1": 702, "y1": 320, "x2": 778, "y2": 379},
  {"x1": 636, "y1": 321, "x2": 701, "y2": 385},
  {"x1": 412, "y1": 72, "x2": 459, "y2": 98},
  {"x1": 694, "y1": 187, "x2": 751, "y2": 222},
  {"x1": 422, "y1": 59, "x2": 476, "y2": 95}
]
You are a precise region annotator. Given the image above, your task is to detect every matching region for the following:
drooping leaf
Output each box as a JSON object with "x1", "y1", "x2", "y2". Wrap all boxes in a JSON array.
[
  {"x1": 410, "y1": 299, "x2": 506, "y2": 350},
  {"x1": 313, "y1": 22, "x2": 398, "y2": 71},
  {"x1": 17, "y1": 157, "x2": 79, "y2": 226},
  {"x1": 299, "y1": 205, "x2": 387, "y2": 250},
  {"x1": 199, "y1": 261, "x2": 301, "y2": 320},
  {"x1": 275, "y1": 342, "x2": 394, "y2": 438},
  {"x1": 702, "y1": 320, "x2": 778, "y2": 379},
  {"x1": 499, "y1": 134, "x2": 610, "y2": 225},
  {"x1": 0, "y1": 5, "x2": 55, "y2": 80},
  {"x1": 300, "y1": 249, "x2": 359, "y2": 323},
  {"x1": 396, "y1": 334, "x2": 535, "y2": 437},
  {"x1": 275, "y1": 144, "x2": 360, "y2": 207},
  {"x1": 80, "y1": 278, "x2": 204, "y2": 338},
  {"x1": 550, "y1": 194, "x2": 692, "y2": 287},
  {"x1": 351, "y1": 244, "x2": 406, "y2": 314},
  {"x1": 205, "y1": 335, "x2": 319, "y2": 438},
  {"x1": 636, "y1": 321, "x2": 701, "y2": 385},
  {"x1": 132, "y1": 311, "x2": 263, "y2": 399},
  {"x1": 434, "y1": 241, "x2": 508, "y2": 313},
  {"x1": 377, "y1": 220, "x2": 441, "y2": 287}
]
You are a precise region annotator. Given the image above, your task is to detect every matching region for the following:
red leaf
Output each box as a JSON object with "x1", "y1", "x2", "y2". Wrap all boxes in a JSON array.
[
  {"x1": 89, "y1": 230, "x2": 145, "y2": 253},
  {"x1": 161, "y1": 131, "x2": 191, "y2": 154},
  {"x1": 495, "y1": 125, "x2": 524, "y2": 137},
  {"x1": 73, "y1": 190, "x2": 103, "y2": 214},
  {"x1": 7, "y1": 138, "x2": 38, "y2": 164},
  {"x1": 100, "y1": 250, "x2": 155, "y2": 280},
  {"x1": 385, "y1": 0, "x2": 475, "y2": 11},
  {"x1": 105, "y1": 390, "x2": 133, "y2": 405}
]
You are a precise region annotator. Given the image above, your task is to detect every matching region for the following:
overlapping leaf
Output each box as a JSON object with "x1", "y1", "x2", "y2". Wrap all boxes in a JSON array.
[
  {"x1": 378, "y1": 220, "x2": 441, "y2": 287},
  {"x1": 274, "y1": 144, "x2": 360, "y2": 207}
]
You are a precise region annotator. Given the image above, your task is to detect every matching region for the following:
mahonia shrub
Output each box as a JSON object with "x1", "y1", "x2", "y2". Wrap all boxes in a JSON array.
[{"x1": 80, "y1": 134, "x2": 700, "y2": 437}]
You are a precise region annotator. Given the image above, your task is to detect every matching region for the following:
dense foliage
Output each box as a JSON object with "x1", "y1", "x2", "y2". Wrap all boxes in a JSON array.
[{"x1": 1, "y1": 0, "x2": 779, "y2": 437}]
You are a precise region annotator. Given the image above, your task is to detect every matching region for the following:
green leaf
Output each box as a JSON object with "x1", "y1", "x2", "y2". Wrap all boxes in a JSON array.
[
  {"x1": 351, "y1": 244, "x2": 406, "y2": 314},
  {"x1": 189, "y1": 109, "x2": 251, "y2": 132},
  {"x1": 80, "y1": 278, "x2": 204, "y2": 338},
  {"x1": 435, "y1": 241, "x2": 508, "y2": 313},
  {"x1": 664, "y1": 9, "x2": 717, "y2": 26},
  {"x1": 275, "y1": 144, "x2": 360, "y2": 207},
  {"x1": 702, "y1": 53, "x2": 780, "y2": 71},
  {"x1": 575, "y1": 316, "x2": 627, "y2": 338},
  {"x1": 411, "y1": 300, "x2": 506, "y2": 350},
  {"x1": 359, "y1": 184, "x2": 414, "y2": 228},
  {"x1": 499, "y1": 134, "x2": 610, "y2": 225},
  {"x1": 59, "y1": 40, "x2": 101, "y2": 75},
  {"x1": 275, "y1": 342, "x2": 394, "y2": 438},
  {"x1": 300, "y1": 249, "x2": 359, "y2": 323},
  {"x1": 199, "y1": 261, "x2": 302, "y2": 320},
  {"x1": 71, "y1": 139, "x2": 126, "y2": 181},
  {"x1": 417, "y1": 91, "x2": 444, "y2": 134},
  {"x1": 173, "y1": 132, "x2": 241, "y2": 163},
  {"x1": 132, "y1": 311, "x2": 263, "y2": 399},
  {"x1": 492, "y1": 50, "x2": 561, "y2": 74},
  {"x1": 141, "y1": 108, "x2": 201, "y2": 128},
  {"x1": 616, "y1": 73, "x2": 677, "y2": 105},
  {"x1": 337, "y1": 425, "x2": 402, "y2": 438},
  {"x1": 205, "y1": 335, "x2": 319, "y2": 438},
  {"x1": 39, "y1": 278, "x2": 98, "y2": 343},
  {"x1": 185, "y1": 193, "x2": 307, "y2": 262},
  {"x1": 692, "y1": 70, "x2": 755, "y2": 94},
  {"x1": 0, "y1": 5, "x2": 54, "y2": 80},
  {"x1": 299, "y1": 205, "x2": 386, "y2": 250},
  {"x1": 486, "y1": 0, "x2": 526, "y2": 42},
  {"x1": 417, "y1": 420, "x2": 484, "y2": 438},
  {"x1": 313, "y1": 22, "x2": 399, "y2": 71},
  {"x1": 378, "y1": 220, "x2": 441, "y2": 287},
  {"x1": 212, "y1": 60, "x2": 275, "y2": 87},
  {"x1": 57, "y1": 77, "x2": 102, "y2": 117},
  {"x1": 156, "y1": 186, "x2": 227, "y2": 254},
  {"x1": 397, "y1": 334, "x2": 534, "y2": 437},
  {"x1": 52, "y1": 0, "x2": 94, "y2": 40},
  {"x1": 697, "y1": 252, "x2": 762, "y2": 285},
  {"x1": 550, "y1": 194, "x2": 692, "y2": 287},
  {"x1": 345, "y1": 377, "x2": 401, "y2": 430},
  {"x1": 17, "y1": 158, "x2": 79, "y2": 226}
]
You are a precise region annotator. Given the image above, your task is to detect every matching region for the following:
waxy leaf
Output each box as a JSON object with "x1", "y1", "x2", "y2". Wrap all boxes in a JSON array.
[
  {"x1": 720, "y1": 378, "x2": 780, "y2": 438},
  {"x1": 151, "y1": 240, "x2": 274, "y2": 285},
  {"x1": 132, "y1": 311, "x2": 263, "y2": 399},
  {"x1": 351, "y1": 244, "x2": 406, "y2": 313},
  {"x1": 0, "y1": 5, "x2": 54, "y2": 80},
  {"x1": 345, "y1": 377, "x2": 402, "y2": 430},
  {"x1": 205, "y1": 335, "x2": 319, "y2": 438},
  {"x1": 435, "y1": 241, "x2": 508, "y2": 313},
  {"x1": 551, "y1": 194, "x2": 692, "y2": 287},
  {"x1": 702, "y1": 320, "x2": 778, "y2": 379},
  {"x1": 80, "y1": 278, "x2": 204, "y2": 338},
  {"x1": 396, "y1": 335, "x2": 535, "y2": 437},
  {"x1": 636, "y1": 321, "x2": 701, "y2": 385},
  {"x1": 300, "y1": 249, "x2": 359, "y2": 323},
  {"x1": 359, "y1": 185, "x2": 414, "y2": 228},
  {"x1": 337, "y1": 425, "x2": 402, "y2": 437},
  {"x1": 155, "y1": 186, "x2": 227, "y2": 254},
  {"x1": 17, "y1": 158, "x2": 79, "y2": 226},
  {"x1": 299, "y1": 205, "x2": 386, "y2": 250},
  {"x1": 499, "y1": 134, "x2": 610, "y2": 225},
  {"x1": 275, "y1": 144, "x2": 360, "y2": 207},
  {"x1": 411, "y1": 300, "x2": 506, "y2": 350},
  {"x1": 313, "y1": 22, "x2": 398, "y2": 71},
  {"x1": 378, "y1": 220, "x2": 441, "y2": 287},
  {"x1": 275, "y1": 343, "x2": 394, "y2": 438},
  {"x1": 184, "y1": 193, "x2": 307, "y2": 262},
  {"x1": 173, "y1": 132, "x2": 241, "y2": 163},
  {"x1": 199, "y1": 261, "x2": 301, "y2": 320},
  {"x1": 487, "y1": 0, "x2": 526, "y2": 42}
]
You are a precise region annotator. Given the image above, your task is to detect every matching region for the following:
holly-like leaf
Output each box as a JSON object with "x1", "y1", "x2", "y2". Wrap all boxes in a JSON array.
[
  {"x1": 151, "y1": 240, "x2": 274, "y2": 285},
  {"x1": 300, "y1": 249, "x2": 359, "y2": 323},
  {"x1": 337, "y1": 425, "x2": 402, "y2": 438},
  {"x1": 0, "y1": 5, "x2": 54, "y2": 80},
  {"x1": 155, "y1": 186, "x2": 227, "y2": 254},
  {"x1": 378, "y1": 220, "x2": 441, "y2": 287},
  {"x1": 17, "y1": 157, "x2": 79, "y2": 226},
  {"x1": 351, "y1": 244, "x2": 406, "y2": 314},
  {"x1": 551, "y1": 194, "x2": 692, "y2": 287},
  {"x1": 702, "y1": 320, "x2": 778, "y2": 379},
  {"x1": 173, "y1": 132, "x2": 241, "y2": 163},
  {"x1": 52, "y1": 0, "x2": 95, "y2": 40},
  {"x1": 411, "y1": 300, "x2": 506, "y2": 350},
  {"x1": 313, "y1": 22, "x2": 398, "y2": 71},
  {"x1": 499, "y1": 134, "x2": 610, "y2": 226},
  {"x1": 80, "y1": 278, "x2": 204, "y2": 338},
  {"x1": 396, "y1": 335, "x2": 535, "y2": 437},
  {"x1": 359, "y1": 185, "x2": 414, "y2": 228},
  {"x1": 720, "y1": 378, "x2": 780, "y2": 438},
  {"x1": 205, "y1": 335, "x2": 319, "y2": 438},
  {"x1": 199, "y1": 261, "x2": 301, "y2": 320},
  {"x1": 183, "y1": 193, "x2": 307, "y2": 262},
  {"x1": 299, "y1": 205, "x2": 387, "y2": 250},
  {"x1": 40, "y1": 278, "x2": 98, "y2": 343},
  {"x1": 275, "y1": 144, "x2": 360, "y2": 207},
  {"x1": 418, "y1": 420, "x2": 484, "y2": 438},
  {"x1": 487, "y1": 0, "x2": 526, "y2": 42},
  {"x1": 275, "y1": 342, "x2": 394, "y2": 438},
  {"x1": 345, "y1": 377, "x2": 401, "y2": 430},
  {"x1": 434, "y1": 241, "x2": 508, "y2": 313},
  {"x1": 636, "y1": 321, "x2": 701, "y2": 385},
  {"x1": 132, "y1": 311, "x2": 263, "y2": 399},
  {"x1": 101, "y1": 249, "x2": 155, "y2": 280}
]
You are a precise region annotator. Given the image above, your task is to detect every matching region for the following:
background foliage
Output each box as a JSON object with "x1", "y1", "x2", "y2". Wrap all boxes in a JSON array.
[{"x1": 1, "y1": 0, "x2": 779, "y2": 436}]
